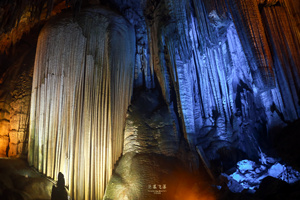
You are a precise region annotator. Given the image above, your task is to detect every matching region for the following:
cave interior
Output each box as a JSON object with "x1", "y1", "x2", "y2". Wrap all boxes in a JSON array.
[{"x1": 0, "y1": 0, "x2": 300, "y2": 199}]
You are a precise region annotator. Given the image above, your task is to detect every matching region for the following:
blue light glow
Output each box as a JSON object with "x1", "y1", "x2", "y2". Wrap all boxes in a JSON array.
[{"x1": 226, "y1": 155, "x2": 300, "y2": 192}]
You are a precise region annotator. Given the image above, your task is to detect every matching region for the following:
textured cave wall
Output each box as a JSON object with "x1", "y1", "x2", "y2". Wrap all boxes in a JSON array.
[
  {"x1": 0, "y1": 0, "x2": 299, "y2": 198},
  {"x1": 28, "y1": 7, "x2": 135, "y2": 200},
  {"x1": 0, "y1": 34, "x2": 38, "y2": 157},
  {"x1": 0, "y1": 0, "x2": 68, "y2": 53},
  {"x1": 104, "y1": 89, "x2": 215, "y2": 200},
  {"x1": 142, "y1": 0, "x2": 300, "y2": 173},
  {"x1": 261, "y1": 4, "x2": 300, "y2": 121},
  {"x1": 226, "y1": 0, "x2": 275, "y2": 89}
]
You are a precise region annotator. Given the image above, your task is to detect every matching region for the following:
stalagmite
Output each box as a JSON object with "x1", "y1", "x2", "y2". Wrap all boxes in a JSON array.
[{"x1": 28, "y1": 7, "x2": 135, "y2": 200}]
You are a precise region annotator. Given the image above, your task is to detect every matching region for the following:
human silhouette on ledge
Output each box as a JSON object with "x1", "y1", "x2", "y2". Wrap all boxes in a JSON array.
[{"x1": 51, "y1": 172, "x2": 68, "y2": 200}]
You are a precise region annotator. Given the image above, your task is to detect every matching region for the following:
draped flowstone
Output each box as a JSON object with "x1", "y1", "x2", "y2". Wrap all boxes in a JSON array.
[
  {"x1": 144, "y1": 0, "x2": 300, "y2": 164},
  {"x1": 28, "y1": 8, "x2": 135, "y2": 200}
]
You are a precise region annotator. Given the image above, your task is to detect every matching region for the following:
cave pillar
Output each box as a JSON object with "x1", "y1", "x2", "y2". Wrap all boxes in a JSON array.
[{"x1": 28, "y1": 7, "x2": 135, "y2": 200}]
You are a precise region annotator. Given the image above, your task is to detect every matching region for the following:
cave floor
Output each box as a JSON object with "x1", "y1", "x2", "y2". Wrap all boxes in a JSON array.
[
  {"x1": 1, "y1": 157, "x2": 300, "y2": 200},
  {"x1": 0, "y1": 158, "x2": 53, "y2": 200}
]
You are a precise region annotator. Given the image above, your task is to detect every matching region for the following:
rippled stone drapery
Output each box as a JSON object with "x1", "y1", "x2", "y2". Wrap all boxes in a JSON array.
[
  {"x1": 227, "y1": 0, "x2": 275, "y2": 89},
  {"x1": 145, "y1": 0, "x2": 300, "y2": 163},
  {"x1": 28, "y1": 8, "x2": 135, "y2": 200},
  {"x1": 261, "y1": 5, "x2": 300, "y2": 120}
]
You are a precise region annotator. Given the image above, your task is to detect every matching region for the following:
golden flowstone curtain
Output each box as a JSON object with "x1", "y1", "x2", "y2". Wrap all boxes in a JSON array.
[{"x1": 28, "y1": 8, "x2": 135, "y2": 200}]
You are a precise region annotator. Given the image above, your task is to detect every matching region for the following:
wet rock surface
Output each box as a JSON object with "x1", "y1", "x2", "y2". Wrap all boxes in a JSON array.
[
  {"x1": 0, "y1": 158, "x2": 53, "y2": 200},
  {"x1": 104, "y1": 89, "x2": 216, "y2": 200},
  {"x1": 223, "y1": 157, "x2": 300, "y2": 191},
  {"x1": 123, "y1": 89, "x2": 180, "y2": 156}
]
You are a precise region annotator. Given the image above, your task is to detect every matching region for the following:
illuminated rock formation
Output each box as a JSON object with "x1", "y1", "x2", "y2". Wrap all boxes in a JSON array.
[
  {"x1": 28, "y1": 8, "x2": 135, "y2": 200},
  {"x1": 260, "y1": 4, "x2": 300, "y2": 121},
  {"x1": 144, "y1": 0, "x2": 300, "y2": 168},
  {"x1": 0, "y1": 0, "x2": 299, "y2": 199},
  {"x1": 0, "y1": 41, "x2": 35, "y2": 157},
  {"x1": 104, "y1": 89, "x2": 215, "y2": 200}
]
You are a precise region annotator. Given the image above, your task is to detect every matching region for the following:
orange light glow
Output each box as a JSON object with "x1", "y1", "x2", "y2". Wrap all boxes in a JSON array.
[
  {"x1": 163, "y1": 168, "x2": 216, "y2": 200},
  {"x1": 0, "y1": 2, "x2": 69, "y2": 54}
]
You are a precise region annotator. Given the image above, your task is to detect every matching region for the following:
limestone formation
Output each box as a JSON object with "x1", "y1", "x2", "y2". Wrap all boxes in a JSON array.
[
  {"x1": 0, "y1": 0, "x2": 299, "y2": 199},
  {"x1": 28, "y1": 8, "x2": 135, "y2": 200}
]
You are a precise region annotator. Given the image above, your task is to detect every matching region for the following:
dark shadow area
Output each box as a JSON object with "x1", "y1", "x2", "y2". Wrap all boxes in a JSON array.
[
  {"x1": 0, "y1": 158, "x2": 53, "y2": 200},
  {"x1": 51, "y1": 172, "x2": 68, "y2": 200},
  {"x1": 273, "y1": 119, "x2": 300, "y2": 171}
]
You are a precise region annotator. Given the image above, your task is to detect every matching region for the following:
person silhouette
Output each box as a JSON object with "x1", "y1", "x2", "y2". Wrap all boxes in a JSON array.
[{"x1": 51, "y1": 172, "x2": 68, "y2": 200}]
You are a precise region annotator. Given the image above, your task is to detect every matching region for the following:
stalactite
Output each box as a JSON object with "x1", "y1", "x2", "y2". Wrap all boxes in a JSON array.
[
  {"x1": 226, "y1": 0, "x2": 275, "y2": 90},
  {"x1": 283, "y1": 0, "x2": 300, "y2": 35},
  {"x1": 148, "y1": 0, "x2": 275, "y2": 163},
  {"x1": 28, "y1": 8, "x2": 135, "y2": 200},
  {"x1": 261, "y1": 5, "x2": 300, "y2": 120}
]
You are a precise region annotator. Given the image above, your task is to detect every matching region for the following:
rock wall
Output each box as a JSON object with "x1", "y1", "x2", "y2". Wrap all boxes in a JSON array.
[
  {"x1": 0, "y1": 0, "x2": 299, "y2": 199},
  {"x1": 104, "y1": 89, "x2": 215, "y2": 200},
  {"x1": 143, "y1": 0, "x2": 300, "y2": 171},
  {"x1": 0, "y1": 41, "x2": 35, "y2": 157}
]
